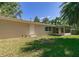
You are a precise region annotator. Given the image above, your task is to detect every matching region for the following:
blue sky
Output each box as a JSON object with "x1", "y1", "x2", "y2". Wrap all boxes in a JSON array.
[{"x1": 19, "y1": 2, "x2": 62, "y2": 21}]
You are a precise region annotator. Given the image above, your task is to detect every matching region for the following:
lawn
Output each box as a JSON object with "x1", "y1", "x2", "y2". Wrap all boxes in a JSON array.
[
  {"x1": 0, "y1": 35, "x2": 79, "y2": 56},
  {"x1": 0, "y1": 37, "x2": 39, "y2": 56}
]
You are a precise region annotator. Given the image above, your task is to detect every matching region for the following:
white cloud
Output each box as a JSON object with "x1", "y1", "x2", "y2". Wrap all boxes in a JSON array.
[
  {"x1": 40, "y1": 16, "x2": 51, "y2": 19},
  {"x1": 39, "y1": 16, "x2": 54, "y2": 22},
  {"x1": 40, "y1": 17, "x2": 45, "y2": 20}
]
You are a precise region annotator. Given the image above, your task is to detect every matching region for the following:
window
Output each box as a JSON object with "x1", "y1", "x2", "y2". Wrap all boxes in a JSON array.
[
  {"x1": 45, "y1": 27, "x2": 49, "y2": 31},
  {"x1": 49, "y1": 27, "x2": 51, "y2": 31},
  {"x1": 45, "y1": 27, "x2": 51, "y2": 31},
  {"x1": 53, "y1": 27, "x2": 58, "y2": 33}
]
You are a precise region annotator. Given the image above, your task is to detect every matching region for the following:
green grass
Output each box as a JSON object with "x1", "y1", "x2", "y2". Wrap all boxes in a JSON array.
[
  {"x1": 21, "y1": 35, "x2": 79, "y2": 57},
  {"x1": 0, "y1": 35, "x2": 79, "y2": 56}
]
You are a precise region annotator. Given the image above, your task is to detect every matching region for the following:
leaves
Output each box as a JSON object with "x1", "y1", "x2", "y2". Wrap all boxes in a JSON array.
[
  {"x1": 0, "y1": 2, "x2": 22, "y2": 18},
  {"x1": 34, "y1": 16, "x2": 40, "y2": 22},
  {"x1": 42, "y1": 17, "x2": 49, "y2": 24},
  {"x1": 60, "y1": 2, "x2": 79, "y2": 26}
]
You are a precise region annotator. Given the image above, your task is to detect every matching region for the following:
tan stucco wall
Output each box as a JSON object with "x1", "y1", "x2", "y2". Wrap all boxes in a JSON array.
[
  {"x1": 0, "y1": 20, "x2": 29, "y2": 39},
  {"x1": 35, "y1": 25, "x2": 50, "y2": 36},
  {"x1": 0, "y1": 19, "x2": 51, "y2": 38},
  {"x1": 0, "y1": 19, "x2": 69, "y2": 39}
]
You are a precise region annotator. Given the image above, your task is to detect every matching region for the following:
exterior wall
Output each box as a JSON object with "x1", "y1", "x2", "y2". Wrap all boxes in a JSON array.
[
  {"x1": 35, "y1": 25, "x2": 51, "y2": 36},
  {"x1": 0, "y1": 19, "x2": 71, "y2": 39},
  {"x1": 0, "y1": 20, "x2": 29, "y2": 39},
  {"x1": 29, "y1": 24, "x2": 37, "y2": 37}
]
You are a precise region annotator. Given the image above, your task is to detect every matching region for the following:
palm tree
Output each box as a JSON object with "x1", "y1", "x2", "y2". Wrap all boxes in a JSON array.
[
  {"x1": 60, "y1": 2, "x2": 79, "y2": 27},
  {"x1": 0, "y1": 2, "x2": 22, "y2": 19}
]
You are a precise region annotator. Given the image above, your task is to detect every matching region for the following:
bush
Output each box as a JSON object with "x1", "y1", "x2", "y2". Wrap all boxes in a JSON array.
[{"x1": 71, "y1": 29, "x2": 79, "y2": 35}]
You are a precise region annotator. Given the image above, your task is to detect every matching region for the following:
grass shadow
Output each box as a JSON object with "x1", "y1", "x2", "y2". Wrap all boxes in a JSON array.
[{"x1": 20, "y1": 37, "x2": 79, "y2": 57}]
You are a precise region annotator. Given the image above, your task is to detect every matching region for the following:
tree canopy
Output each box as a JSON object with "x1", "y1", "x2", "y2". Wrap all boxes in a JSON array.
[
  {"x1": 0, "y1": 2, "x2": 22, "y2": 18},
  {"x1": 60, "y1": 2, "x2": 79, "y2": 27},
  {"x1": 42, "y1": 17, "x2": 49, "y2": 24},
  {"x1": 50, "y1": 17, "x2": 63, "y2": 25},
  {"x1": 34, "y1": 16, "x2": 40, "y2": 22}
]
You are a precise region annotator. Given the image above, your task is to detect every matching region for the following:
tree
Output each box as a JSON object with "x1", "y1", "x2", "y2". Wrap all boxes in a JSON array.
[
  {"x1": 34, "y1": 16, "x2": 40, "y2": 22},
  {"x1": 50, "y1": 17, "x2": 62, "y2": 25},
  {"x1": 50, "y1": 19, "x2": 55, "y2": 24},
  {"x1": 0, "y1": 2, "x2": 22, "y2": 19},
  {"x1": 60, "y1": 2, "x2": 79, "y2": 27},
  {"x1": 42, "y1": 17, "x2": 49, "y2": 24}
]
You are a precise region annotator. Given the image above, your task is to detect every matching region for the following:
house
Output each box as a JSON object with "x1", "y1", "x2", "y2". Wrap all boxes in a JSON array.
[{"x1": 0, "y1": 16, "x2": 71, "y2": 39}]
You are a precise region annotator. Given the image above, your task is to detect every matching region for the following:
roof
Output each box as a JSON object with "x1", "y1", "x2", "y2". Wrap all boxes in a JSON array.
[{"x1": 0, "y1": 16, "x2": 70, "y2": 27}]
